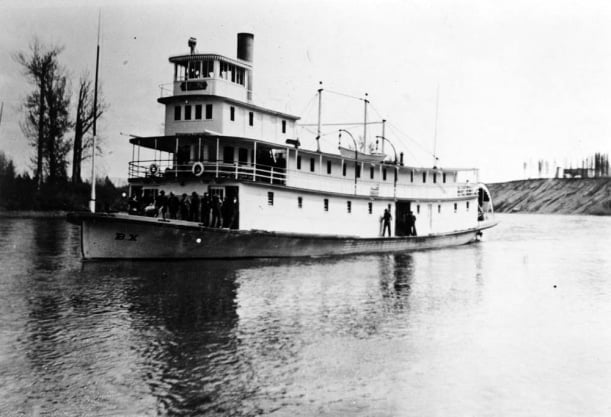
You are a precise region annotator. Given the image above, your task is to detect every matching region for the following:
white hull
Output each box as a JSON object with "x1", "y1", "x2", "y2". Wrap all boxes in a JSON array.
[{"x1": 68, "y1": 212, "x2": 497, "y2": 260}]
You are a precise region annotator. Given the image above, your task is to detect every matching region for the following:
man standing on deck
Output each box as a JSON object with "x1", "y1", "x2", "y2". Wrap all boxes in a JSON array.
[{"x1": 382, "y1": 208, "x2": 392, "y2": 237}]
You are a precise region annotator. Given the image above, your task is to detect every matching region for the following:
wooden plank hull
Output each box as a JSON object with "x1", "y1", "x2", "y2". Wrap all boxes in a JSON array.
[{"x1": 67, "y1": 212, "x2": 497, "y2": 260}]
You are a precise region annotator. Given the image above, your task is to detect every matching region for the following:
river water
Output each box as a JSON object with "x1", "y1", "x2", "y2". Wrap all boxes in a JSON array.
[{"x1": 0, "y1": 213, "x2": 610, "y2": 416}]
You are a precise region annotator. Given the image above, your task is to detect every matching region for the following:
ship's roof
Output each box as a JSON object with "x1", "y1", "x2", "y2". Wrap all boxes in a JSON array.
[
  {"x1": 169, "y1": 53, "x2": 251, "y2": 68},
  {"x1": 157, "y1": 94, "x2": 300, "y2": 121}
]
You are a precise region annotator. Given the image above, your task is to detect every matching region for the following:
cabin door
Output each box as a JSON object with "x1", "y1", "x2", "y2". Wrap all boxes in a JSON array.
[{"x1": 395, "y1": 201, "x2": 412, "y2": 237}]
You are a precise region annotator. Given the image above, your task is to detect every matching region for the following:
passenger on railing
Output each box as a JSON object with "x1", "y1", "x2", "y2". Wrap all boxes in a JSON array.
[
  {"x1": 409, "y1": 211, "x2": 417, "y2": 236},
  {"x1": 201, "y1": 193, "x2": 211, "y2": 226},
  {"x1": 155, "y1": 190, "x2": 168, "y2": 219},
  {"x1": 168, "y1": 192, "x2": 179, "y2": 219},
  {"x1": 190, "y1": 192, "x2": 200, "y2": 222},
  {"x1": 179, "y1": 193, "x2": 190, "y2": 220},
  {"x1": 211, "y1": 195, "x2": 223, "y2": 228}
]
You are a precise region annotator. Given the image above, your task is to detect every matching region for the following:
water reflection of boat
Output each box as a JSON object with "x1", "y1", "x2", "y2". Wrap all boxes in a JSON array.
[{"x1": 68, "y1": 33, "x2": 496, "y2": 260}]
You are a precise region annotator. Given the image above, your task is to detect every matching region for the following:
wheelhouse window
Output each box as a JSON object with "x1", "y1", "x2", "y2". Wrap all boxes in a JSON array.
[
  {"x1": 267, "y1": 192, "x2": 274, "y2": 206},
  {"x1": 195, "y1": 104, "x2": 202, "y2": 119},
  {"x1": 184, "y1": 105, "x2": 192, "y2": 120},
  {"x1": 174, "y1": 105, "x2": 181, "y2": 121},
  {"x1": 205, "y1": 104, "x2": 213, "y2": 119}
]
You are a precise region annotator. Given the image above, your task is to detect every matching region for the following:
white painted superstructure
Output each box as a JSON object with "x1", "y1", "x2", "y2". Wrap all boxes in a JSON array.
[{"x1": 126, "y1": 33, "x2": 494, "y2": 240}]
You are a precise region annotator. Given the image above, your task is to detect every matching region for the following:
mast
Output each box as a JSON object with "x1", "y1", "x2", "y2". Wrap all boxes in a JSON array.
[
  {"x1": 363, "y1": 93, "x2": 368, "y2": 152},
  {"x1": 432, "y1": 84, "x2": 439, "y2": 168},
  {"x1": 316, "y1": 81, "x2": 322, "y2": 152},
  {"x1": 89, "y1": 11, "x2": 101, "y2": 213}
]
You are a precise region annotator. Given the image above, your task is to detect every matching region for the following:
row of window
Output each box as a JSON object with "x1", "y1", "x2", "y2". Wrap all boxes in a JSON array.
[
  {"x1": 295, "y1": 155, "x2": 450, "y2": 183},
  {"x1": 266, "y1": 192, "x2": 471, "y2": 214},
  {"x1": 177, "y1": 60, "x2": 246, "y2": 86},
  {"x1": 173, "y1": 104, "x2": 288, "y2": 133}
]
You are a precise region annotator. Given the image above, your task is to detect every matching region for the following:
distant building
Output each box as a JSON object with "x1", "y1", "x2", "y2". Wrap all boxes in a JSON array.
[{"x1": 562, "y1": 168, "x2": 595, "y2": 178}]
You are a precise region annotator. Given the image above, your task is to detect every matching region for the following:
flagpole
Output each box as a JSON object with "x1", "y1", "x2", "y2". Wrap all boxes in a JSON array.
[{"x1": 90, "y1": 11, "x2": 101, "y2": 213}]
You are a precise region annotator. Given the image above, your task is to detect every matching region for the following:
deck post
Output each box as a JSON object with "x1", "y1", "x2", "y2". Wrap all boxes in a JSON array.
[
  {"x1": 175, "y1": 137, "x2": 179, "y2": 178},
  {"x1": 216, "y1": 137, "x2": 219, "y2": 178},
  {"x1": 253, "y1": 141, "x2": 257, "y2": 181}
]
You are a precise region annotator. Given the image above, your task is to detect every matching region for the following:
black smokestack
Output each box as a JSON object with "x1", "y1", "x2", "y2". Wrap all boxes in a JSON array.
[{"x1": 237, "y1": 33, "x2": 254, "y2": 62}]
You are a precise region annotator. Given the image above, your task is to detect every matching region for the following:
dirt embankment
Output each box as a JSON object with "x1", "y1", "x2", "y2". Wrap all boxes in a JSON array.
[{"x1": 486, "y1": 178, "x2": 611, "y2": 215}]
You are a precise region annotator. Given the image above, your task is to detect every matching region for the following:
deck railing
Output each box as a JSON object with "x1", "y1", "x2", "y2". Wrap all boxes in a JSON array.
[{"x1": 129, "y1": 159, "x2": 286, "y2": 185}]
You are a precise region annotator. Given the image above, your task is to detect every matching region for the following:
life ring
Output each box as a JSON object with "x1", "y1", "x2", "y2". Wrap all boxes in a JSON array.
[
  {"x1": 149, "y1": 163, "x2": 159, "y2": 175},
  {"x1": 192, "y1": 162, "x2": 205, "y2": 176}
]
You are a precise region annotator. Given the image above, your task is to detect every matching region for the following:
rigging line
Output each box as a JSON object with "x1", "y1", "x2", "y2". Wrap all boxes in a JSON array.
[
  {"x1": 324, "y1": 89, "x2": 366, "y2": 101},
  {"x1": 387, "y1": 123, "x2": 435, "y2": 158},
  {"x1": 297, "y1": 93, "x2": 318, "y2": 119},
  {"x1": 298, "y1": 121, "x2": 384, "y2": 127}
]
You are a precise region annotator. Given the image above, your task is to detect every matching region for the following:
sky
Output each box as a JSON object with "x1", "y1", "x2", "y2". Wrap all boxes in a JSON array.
[{"x1": 1, "y1": 0, "x2": 610, "y2": 183}]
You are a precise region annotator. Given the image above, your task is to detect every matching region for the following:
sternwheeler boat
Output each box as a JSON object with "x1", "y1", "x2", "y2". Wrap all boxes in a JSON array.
[{"x1": 68, "y1": 33, "x2": 497, "y2": 260}]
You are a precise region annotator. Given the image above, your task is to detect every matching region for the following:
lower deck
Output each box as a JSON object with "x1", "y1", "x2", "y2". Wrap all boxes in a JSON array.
[{"x1": 128, "y1": 179, "x2": 486, "y2": 238}]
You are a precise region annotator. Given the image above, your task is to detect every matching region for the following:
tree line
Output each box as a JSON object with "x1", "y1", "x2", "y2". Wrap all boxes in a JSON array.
[
  {"x1": 523, "y1": 152, "x2": 610, "y2": 179},
  {"x1": 0, "y1": 38, "x2": 123, "y2": 211}
]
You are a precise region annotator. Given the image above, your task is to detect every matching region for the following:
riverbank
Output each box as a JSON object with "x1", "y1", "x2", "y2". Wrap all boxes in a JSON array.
[{"x1": 487, "y1": 178, "x2": 611, "y2": 215}]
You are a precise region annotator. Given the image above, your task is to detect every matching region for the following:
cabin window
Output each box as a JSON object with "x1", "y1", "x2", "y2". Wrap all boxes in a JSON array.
[
  {"x1": 310, "y1": 158, "x2": 315, "y2": 172},
  {"x1": 368, "y1": 201, "x2": 373, "y2": 214},
  {"x1": 410, "y1": 170, "x2": 414, "y2": 183},
  {"x1": 230, "y1": 106, "x2": 235, "y2": 121},
  {"x1": 342, "y1": 162, "x2": 347, "y2": 176},
  {"x1": 324, "y1": 198, "x2": 329, "y2": 211},
  {"x1": 347, "y1": 201, "x2": 352, "y2": 213},
  {"x1": 327, "y1": 160, "x2": 332, "y2": 174},
  {"x1": 267, "y1": 192, "x2": 274, "y2": 206},
  {"x1": 297, "y1": 156, "x2": 302, "y2": 170},
  {"x1": 205, "y1": 104, "x2": 213, "y2": 119},
  {"x1": 298, "y1": 196, "x2": 303, "y2": 208},
  {"x1": 174, "y1": 105, "x2": 181, "y2": 121},
  {"x1": 383, "y1": 168, "x2": 387, "y2": 181},
  {"x1": 249, "y1": 112, "x2": 254, "y2": 126},
  {"x1": 438, "y1": 204, "x2": 441, "y2": 213},
  {"x1": 223, "y1": 146, "x2": 234, "y2": 163},
  {"x1": 195, "y1": 104, "x2": 202, "y2": 119},
  {"x1": 466, "y1": 201, "x2": 470, "y2": 211},
  {"x1": 238, "y1": 148, "x2": 248, "y2": 164},
  {"x1": 282, "y1": 120, "x2": 287, "y2": 133},
  {"x1": 356, "y1": 164, "x2": 361, "y2": 178},
  {"x1": 417, "y1": 204, "x2": 420, "y2": 214},
  {"x1": 433, "y1": 172, "x2": 437, "y2": 183},
  {"x1": 184, "y1": 105, "x2": 192, "y2": 120},
  {"x1": 454, "y1": 203, "x2": 458, "y2": 213},
  {"x1": 422, "y1": 172, "x2": 427, "y2": 183},
  {"x1": 370, "y1": 166, "x2": 374, "y2": 179},
  {"x1": 443, "y1": 173, "x2": 447, "y2": 183}
]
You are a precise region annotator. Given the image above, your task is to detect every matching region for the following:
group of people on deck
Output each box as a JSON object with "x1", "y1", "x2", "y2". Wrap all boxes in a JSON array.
[
  {"x1": 128, "y1": 191, "x2": 239, "y2": 229},
  {"x1": 381, "y1": 207, "x2": 417, "y2": 237}
]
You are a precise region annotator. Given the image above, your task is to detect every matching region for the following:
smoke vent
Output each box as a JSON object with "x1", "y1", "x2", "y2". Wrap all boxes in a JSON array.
[{"x1": 237, "y1": 33, "x2": 254, "y2": 62}]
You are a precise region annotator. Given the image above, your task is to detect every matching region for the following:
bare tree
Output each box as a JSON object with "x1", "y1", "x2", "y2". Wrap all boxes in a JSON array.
[
  {"x1": 72, "y1": 73, "x2": 106, "y2": 183},
  {"x1": 14, "y1": 39, "x2": 65, "y2": 188}
]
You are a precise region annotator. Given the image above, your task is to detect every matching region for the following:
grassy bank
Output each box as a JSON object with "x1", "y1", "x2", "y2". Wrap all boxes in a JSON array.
[{"x1": 487, "y1": 178, "x2": 611, "y2": 215}]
